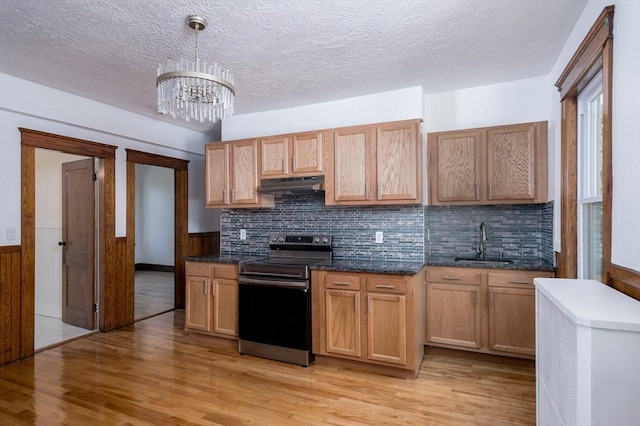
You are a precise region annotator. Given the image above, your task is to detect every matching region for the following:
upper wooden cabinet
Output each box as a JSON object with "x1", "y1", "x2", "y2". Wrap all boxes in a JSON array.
[
  {"x1": 205, "y1": 140, "x2": 274, "y2": 208},
  {"x1": 428, "y1": 121, "x2": 547, "y2": 205},
  {"x1": 325, "y1": 119, "x2": 423, "y2": 206},
  {"x1": 259, "y1": 131, "x2": 324, "y2": 178}
]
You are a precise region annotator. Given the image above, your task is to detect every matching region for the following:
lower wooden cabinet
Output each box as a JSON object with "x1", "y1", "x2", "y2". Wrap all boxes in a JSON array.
[
  {"x1": 425, "y1": 267, "x2": 553, "y2": 358},
  {"x1": 185, "y1": 262, "x2": 238, "y2": 339},
  {"x1": 312, "y1": 270, "x2": 424, "y2": 377}
]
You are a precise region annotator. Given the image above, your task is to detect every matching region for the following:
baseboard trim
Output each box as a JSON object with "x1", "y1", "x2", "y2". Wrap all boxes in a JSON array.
[{"x1": 134, "y1": 263, "x2": 174, "y2": 272}]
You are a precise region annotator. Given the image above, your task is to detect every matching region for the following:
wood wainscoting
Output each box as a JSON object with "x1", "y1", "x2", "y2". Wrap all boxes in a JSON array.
[
  {"x1": 608, "y1": 263, "x2": 640, "y2": 301},
  {"x1": 0, "y1": 246, "x2": 21, "y2": 365},
  {"x1": 188, "y1": 231, "x2": 220, "y2": 257}
]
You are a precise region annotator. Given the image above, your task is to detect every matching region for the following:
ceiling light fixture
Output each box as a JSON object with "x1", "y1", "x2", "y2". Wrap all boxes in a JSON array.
[{"x1": 156, "y1": 15, "x2": 235, "y2": 122}]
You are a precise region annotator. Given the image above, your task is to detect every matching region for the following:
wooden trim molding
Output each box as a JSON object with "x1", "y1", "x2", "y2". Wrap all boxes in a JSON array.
[
  {"x1": 188, "y1": 232, "x2": 220, "y2": 257},
  {"x1": 556, "y1": 6, "x2": 614, "y2": 280},
  {"x1": 555, "y1": 6, "x2": 614, "y2": 100},
  {"x1": 19, "y1": 128, "x2": 117, "y2": 158},
  {"x1": 608, "y1": 264, "x2": 640, "y2": 301},
  {"x1": 126, "y1": 149, "x2": 189, "y2": 170}
]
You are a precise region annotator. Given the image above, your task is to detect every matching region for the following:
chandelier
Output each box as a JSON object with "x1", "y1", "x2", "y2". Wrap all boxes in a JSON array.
[{"x1": 156, "y1": 15, "x2": 235, "y2": 122}]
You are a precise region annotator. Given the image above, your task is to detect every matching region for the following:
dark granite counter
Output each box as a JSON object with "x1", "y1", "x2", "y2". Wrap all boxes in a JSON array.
[
  {"x1": 424, "y1": 255, "x2": 555, "y2": 272},
  {"x1": 312, "y1": 259, "x2": 425, "y2": 275},
  {"x1": 184, "y1": 254, "x2": 555, "y2": 274},
  {"x1": 184, "y1": 254, "x2": 257, "y2": 264}
]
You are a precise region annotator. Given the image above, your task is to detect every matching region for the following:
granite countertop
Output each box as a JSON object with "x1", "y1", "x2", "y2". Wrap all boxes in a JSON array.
[
  {"x1": 424, "y1": 255, "x2": 555, "y2": 272},
  {"x1": 184, "y1": 254, "x2": 257, "y2": 264},
  {"x1": 185, "y1": 254, "x2": 555, "y2": 274}
]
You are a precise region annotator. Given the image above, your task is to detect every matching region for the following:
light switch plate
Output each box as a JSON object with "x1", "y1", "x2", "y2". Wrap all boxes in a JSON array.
[{"x1": 5, "y1": 227, "x2": 17, "y2": 241}]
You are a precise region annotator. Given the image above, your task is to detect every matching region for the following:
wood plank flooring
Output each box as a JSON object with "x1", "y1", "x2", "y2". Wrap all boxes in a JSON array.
[
  {"x1": 0, "y1": 311, "x2": 536, "y2": 425},
  {"x1": 134, "y1": 270, "x2": 174, "y2": 321}
]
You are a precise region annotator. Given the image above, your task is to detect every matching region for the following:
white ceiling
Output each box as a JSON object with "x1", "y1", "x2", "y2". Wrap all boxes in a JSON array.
[{"x1": 0, "y1": 0, "x2": 586, "y2": 135}]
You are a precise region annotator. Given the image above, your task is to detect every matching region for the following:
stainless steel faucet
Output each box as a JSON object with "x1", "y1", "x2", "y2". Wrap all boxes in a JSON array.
[{"x1": 476, "y1": 222, "x2": 487, "y2": 258}]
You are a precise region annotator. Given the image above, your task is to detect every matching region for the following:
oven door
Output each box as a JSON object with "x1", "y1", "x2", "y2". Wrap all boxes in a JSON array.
[{"x1": 238, "y1": 276, "x2": 311, "y2": 351}]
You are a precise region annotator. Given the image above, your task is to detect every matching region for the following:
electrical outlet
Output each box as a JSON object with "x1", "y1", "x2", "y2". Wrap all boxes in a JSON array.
[
  {"x1": 427, "y1": 229, "x2": 430, "y2": 241},
  {"x1": 240, "y1": 229, "x2": 247, "y2": 240},
  {"x1": 375, "y1": 231, "x2": 383, "y2": 244},
  {"x1": 6, "y1": 227, "x2": 17, "y2": 241}
]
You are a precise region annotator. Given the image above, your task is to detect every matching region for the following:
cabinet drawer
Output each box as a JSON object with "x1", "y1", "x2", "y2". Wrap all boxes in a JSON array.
[
  {"x1": 366, "y1": 276, "x2": 405, "y2": 294},
  {"x1": 488, "y1": 271, "x2": 553, "y2": 288},
  {"x1": 325, "y1": 273, "x2": 361, "y2": 291},
  {"x1": 426, "y1": 267, "x2": 481, "y2": 285},
  {"x1": 186, "y1": 262, "x2": 213, "y2": 277},
  {"x1": 214, "y1": 264, "x2": 238, "y2": 279}
]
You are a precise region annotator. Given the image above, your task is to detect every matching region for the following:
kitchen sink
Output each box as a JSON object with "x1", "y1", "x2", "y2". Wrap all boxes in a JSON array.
[{"x1": 454, "y1": 257, "x2": 514, "y2": 264}]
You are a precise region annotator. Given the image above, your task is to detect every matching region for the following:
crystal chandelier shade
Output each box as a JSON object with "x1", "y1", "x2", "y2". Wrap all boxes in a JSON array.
[{"x1": 156, "y1": 16, "x2": 235, "y2": 123}]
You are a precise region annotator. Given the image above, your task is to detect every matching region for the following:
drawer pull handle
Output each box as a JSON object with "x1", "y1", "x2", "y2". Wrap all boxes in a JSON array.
[
  {"x1": 509, "y1": 280, "x2": 531, "y2": 284},
  {"x1": 332, "y1": 281, "x2": 351, "y2": 286},
  {"x1": 442, "y1": 276, "x2": 462, "y2": 281},
  {"x1": 375, "y1": 284, "x2": 396, "y2": 289}
]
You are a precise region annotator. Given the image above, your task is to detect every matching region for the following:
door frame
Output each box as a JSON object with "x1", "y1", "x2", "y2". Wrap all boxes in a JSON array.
[
  {"x1": 20, "y1": 128, "x2": 117, "y2": 359},
  {"x1": 125, "y1": 149, "x2": 189, "y2": 321}
]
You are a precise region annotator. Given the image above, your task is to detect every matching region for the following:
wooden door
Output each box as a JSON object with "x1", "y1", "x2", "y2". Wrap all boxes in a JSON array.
[
  {"x1": 325, "y1": 289, "x2": 362, "y2": 358},
  {"x1": 367, "y1": 293, "x2": 406, "y2": 365},
  {"x1": 213, "y1": 278, "x2": 238, "y2": 336},
  {"x1": 291, "y1": 132, "x2": 323, "y2": 175},
  {"x1": 376, "y1": 121, "x2": 420, "y2": 202},
  {"x1": 487, "y1": 123, "x2": 536, "y2": 201},
  {"x1": 260, "y1": 136, "x2": 289, "y2": 177},
  {"x1": 426, "y1": 282, "x2": 482, "y2": 348},
  {"x1": 61, "y1": 159, "x2": 95, "y2": 330},
  {"x1": 205, "y1": 143, "x2": 230, "y2": 206},
  {"x1": 231, "y1": 140, "x2": 259, "y2": 205},
  {"x1": 488, "y1": 286, "x2": 536, "y2": 355},
  {"x1": 430, "y1": 130, "x2": 483, "y2": 203},
  {"x1": 327, "y1": 126, "x2": 372, "y2": 204},
  {"x1": 185, "y1": 275, "x2": 211, "y2": 331}
]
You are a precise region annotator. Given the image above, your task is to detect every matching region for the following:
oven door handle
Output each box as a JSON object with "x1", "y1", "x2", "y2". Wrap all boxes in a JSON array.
[
  {"x1": 239, "y1": 277, "x2": 309, "y2": 289},
  {"x1": 239, "y1": 270, "x2": 305, "y2": 279}
]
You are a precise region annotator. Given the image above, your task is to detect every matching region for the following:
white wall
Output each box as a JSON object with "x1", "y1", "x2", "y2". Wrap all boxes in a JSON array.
[
  {"x1": 0, "y1": 73, "x2": 218, "y2": 246},
  {"x1": 134, "y1": 164, "x2": 174, "y2": 266},
  {"x1": 222, "y1": 86, "x2": 423, "y2": 140},
  {"x1": 548, "y1": 0, "x2": 640, "y2": 271},
  {"x1": 34, "y1": 150, "x2": 88, "y2": 318}
]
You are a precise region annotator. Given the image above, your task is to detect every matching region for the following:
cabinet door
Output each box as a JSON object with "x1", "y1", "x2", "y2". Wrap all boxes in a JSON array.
[
  {"x1": 488, "y1": 287, "x2": 535, "y2": 355},
  {"x1": 367, "y1": 293, "x2": 406, "y2": 365},
  {"x1": 426, "y1": 282, "x2": 482, "y2": 348},
  {"x1": 327, "y1": 126, "x2": 373, "y2": 203},
  {"x1": 291, "y1": 132, "x2": 323, "y2": 175},
  {"x1": 205, "y1": 143, "x2": 230, "y2": 206},
  {"x1": 259, "y1": 136, "x2": 289, "y2": 177},
  {"x1": 487, "y1": 123, "x2": 536, "y2": 201},
  {"x1": 430, "y1": 131, "x2": 483, "y2": 203},
  {"x1": 231, "y1": 140, "x2": 259, "y2": 205},
  {"x1": 213, "y1": 278, "x2": 238, "y2": 337},
  {"x1": 376, "y1": 122, "x2": 420, "y2": 202},
  {"x1": 185, "y1": 275, "x2": 211, "y2": 331},
  {"x1": 325, "y1": 289, "x2": 362, "y2": 358}
]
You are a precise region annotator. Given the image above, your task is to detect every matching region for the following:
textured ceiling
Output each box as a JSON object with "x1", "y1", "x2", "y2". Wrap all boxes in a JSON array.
[{"x1": 0, "y1": 0, "x2": 586, "y2": 135}]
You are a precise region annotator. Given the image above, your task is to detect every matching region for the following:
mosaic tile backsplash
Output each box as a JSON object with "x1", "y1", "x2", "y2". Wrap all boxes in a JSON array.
[{"x1": 220, "y1": 193, "x2": 554, "y2": 264}]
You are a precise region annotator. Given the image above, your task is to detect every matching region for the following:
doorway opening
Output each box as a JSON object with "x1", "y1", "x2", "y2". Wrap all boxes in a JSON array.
[
  {"x1": 33, "y1": 149, "x2": 99, "y2": 351},
  {"x1": 134, "y1": 164, "x2": 175, "y2": 321}
]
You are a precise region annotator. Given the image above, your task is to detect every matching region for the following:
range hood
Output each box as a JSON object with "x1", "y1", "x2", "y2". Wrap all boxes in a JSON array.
[{"x1": 257, "y1": 175, "x2": 324, "y2": 195}]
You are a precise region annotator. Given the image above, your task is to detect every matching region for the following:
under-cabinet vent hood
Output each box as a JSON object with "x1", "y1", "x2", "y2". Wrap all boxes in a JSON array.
[{"x1": 257, "y1": 175, "x2": 324, "y2": 195}]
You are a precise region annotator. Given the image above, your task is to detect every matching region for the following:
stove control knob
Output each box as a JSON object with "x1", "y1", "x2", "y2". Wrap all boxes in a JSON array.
[
  {"x1": 278, "y1": 237, "x2": 284, "y2": 242},
  {"x1": 322, "y1": 237, "x2": 328, "y2": 244},
  {"x1": 271, "y1": 237, "x2": 277, "y2": 242},
  {"x1": 314, "y1": 237, "x2": 320, "y2": 243}
]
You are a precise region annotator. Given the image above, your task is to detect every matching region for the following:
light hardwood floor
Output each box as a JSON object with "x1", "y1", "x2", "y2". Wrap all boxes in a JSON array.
[
  {"x1": 0, "y1": 311, "x2": 536, "y2": 425},
  {"x1": 135, "y1": 270, "x2": 175, "y2": 321}
]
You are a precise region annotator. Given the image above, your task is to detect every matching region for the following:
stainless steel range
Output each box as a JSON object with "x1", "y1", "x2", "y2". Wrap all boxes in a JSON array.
[{"x1": 238, "y1": 233, "x2": 332, "y2": 367}]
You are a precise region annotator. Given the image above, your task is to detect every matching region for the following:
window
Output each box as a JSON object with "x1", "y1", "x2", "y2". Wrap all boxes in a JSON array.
[{"x1": 577, "y1": 72, "x2": 603, "y2": 279}]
